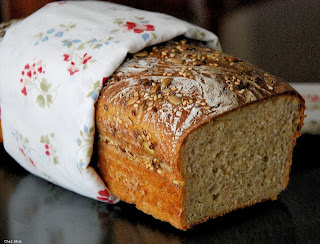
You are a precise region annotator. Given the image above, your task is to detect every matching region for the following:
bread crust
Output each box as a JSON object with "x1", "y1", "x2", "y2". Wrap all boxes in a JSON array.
[{"x1": 96, "y1": 39, "x2": 305, "y2": 230}]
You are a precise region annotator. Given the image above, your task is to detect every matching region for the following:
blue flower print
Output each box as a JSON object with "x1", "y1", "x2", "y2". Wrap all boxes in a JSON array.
[
  {"x1": 142, "y1": 33, "x2": 150, "y2": 41},
  {"x1": 91, "y1": 92, "x2": 99, "y2": 101},
  {"x1": 63, "y1": 41, "x2": 71, "y2": 46},
  {"x1": 55, "y1": 31, "x2": 64, "y2": 37},
  {"x1": 42, "y1": 36, "x2": 49, "y2": 42},
  {"x1": 46, "y1": 28, "x2": 55, "y2": 34},
  {"x1": 84, "y1": 126, "x2": 89, "y2": 134}
]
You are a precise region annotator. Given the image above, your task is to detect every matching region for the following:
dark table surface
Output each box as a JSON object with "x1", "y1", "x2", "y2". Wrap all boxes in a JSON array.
[{"x1": 0, "y1": 135, "x2": 320, "y2": 244}]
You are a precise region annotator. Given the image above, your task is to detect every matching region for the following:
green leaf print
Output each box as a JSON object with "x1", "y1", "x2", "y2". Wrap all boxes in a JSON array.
[
  {"x1": 94, "y1": 81, "x2": 100, "y2": 89},
  {"x1": 46, "y1": 94, "x2": 53, "y2": 107},
  {"x1": 53, "y1": 156, "x2": 59, "y2": 165},
  {"x1": 77, "y1": 43, "x2": 85, "y2": 50},
  {"x1": 37, "y1": 95, "x2": 45, "y2": 108},
  {"x1": 40, "y1": 78, "x2": 52, "y2": 92},
  {"x1": 40, "y1": 135, "x2": 50, "y2": 144},
  {"x1": 110, "y1": 29, "x2": 120, "y2": 33}
]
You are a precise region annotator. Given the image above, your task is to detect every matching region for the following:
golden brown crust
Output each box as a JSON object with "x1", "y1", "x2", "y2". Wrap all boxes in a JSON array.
[{"x1": 96, "y1": 38, "x2": 305, "y2": 230}]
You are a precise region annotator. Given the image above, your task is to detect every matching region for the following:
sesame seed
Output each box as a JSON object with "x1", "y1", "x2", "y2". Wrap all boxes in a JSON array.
[{"x1": 205, "y1": 106, "x2": 211, "y2": 110}]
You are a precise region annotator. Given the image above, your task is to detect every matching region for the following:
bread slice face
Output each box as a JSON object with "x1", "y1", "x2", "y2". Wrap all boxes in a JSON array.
[
  {"x1": 181, "y1": 95, "x2": 302, "y2": 228},
  {"x1": 96, "y1": 39, "x2": 305, "y2": 230}
]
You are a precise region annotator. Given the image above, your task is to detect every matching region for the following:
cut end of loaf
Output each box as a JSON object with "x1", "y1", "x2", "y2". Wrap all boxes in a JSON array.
[{"x1": 181, "y1": 95, "x2": 303, "y2": 228}]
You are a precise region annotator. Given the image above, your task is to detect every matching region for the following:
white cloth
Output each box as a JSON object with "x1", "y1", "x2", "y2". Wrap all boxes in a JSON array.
[{"x1": 0, "y1": 1, "x2": 221, "y2": 203}]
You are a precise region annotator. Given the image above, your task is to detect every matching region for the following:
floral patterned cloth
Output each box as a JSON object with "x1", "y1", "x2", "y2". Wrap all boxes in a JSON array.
[
  {"x1": 290, "y1": 83, "x2": 320, "y2": 135},
  {"x1": 0, "y1": 1, "x2": 221, "y2": 203}
]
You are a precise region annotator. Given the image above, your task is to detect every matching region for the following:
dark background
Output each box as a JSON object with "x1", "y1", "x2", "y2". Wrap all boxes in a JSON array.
[{"x1": 1, "y1": 0, "x2": 320, "y2": 84}]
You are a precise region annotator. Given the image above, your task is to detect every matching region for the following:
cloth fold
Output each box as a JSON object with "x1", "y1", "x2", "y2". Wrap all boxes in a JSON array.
[{"x1": 0, "y1": 1, "x2": 221, "y2": 203}]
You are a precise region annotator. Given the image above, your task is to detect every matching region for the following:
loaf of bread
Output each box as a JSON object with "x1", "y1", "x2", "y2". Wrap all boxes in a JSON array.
[{"x1": 96, "y1": 39, "x2": 305, "y2": 230}]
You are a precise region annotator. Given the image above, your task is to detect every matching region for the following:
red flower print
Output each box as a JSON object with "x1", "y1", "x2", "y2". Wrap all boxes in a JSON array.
[
  {"x1": 102, "y1": 77, "x2": 108, "y2": 86},
  {"x1": 46, "y1": 151, "x2": 50, "y2": 156},
  {"x1": 20, "y1": 60, "x2": 45, "y2": 96},
  {"x1": 21, "y1": 87, "x2": 27, "y2": 96},
  {"x1": 67, "y1": 62, "x2": 80, "y2": 75},
  {"x1": 123, "y1": 21, "x2": 155, "y2": 34},
  {"x1": 29, "y1": 158, "x2": 35, "y2": 167},
  {"x1": 97, "y1": 189, "x2": 113, "y2": 202},
  {"x1": 124, "y1": 21, "x2": 137, "y2": 30},
  {"x1": 19, "y1": 147, "x2": 26, "y2": 156},
  {"x1": 82, "y1": 53, "x2": 92, "y2": 64},
  {"x1": 144, "y1": 25, "x2": 155, "y2": 31},
  {"x1": 63, "y1": 54, "x2": 72, "y2": 62},
  {"x1": 27, "y1": 70, "x2": 32, "y2": 78}
]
